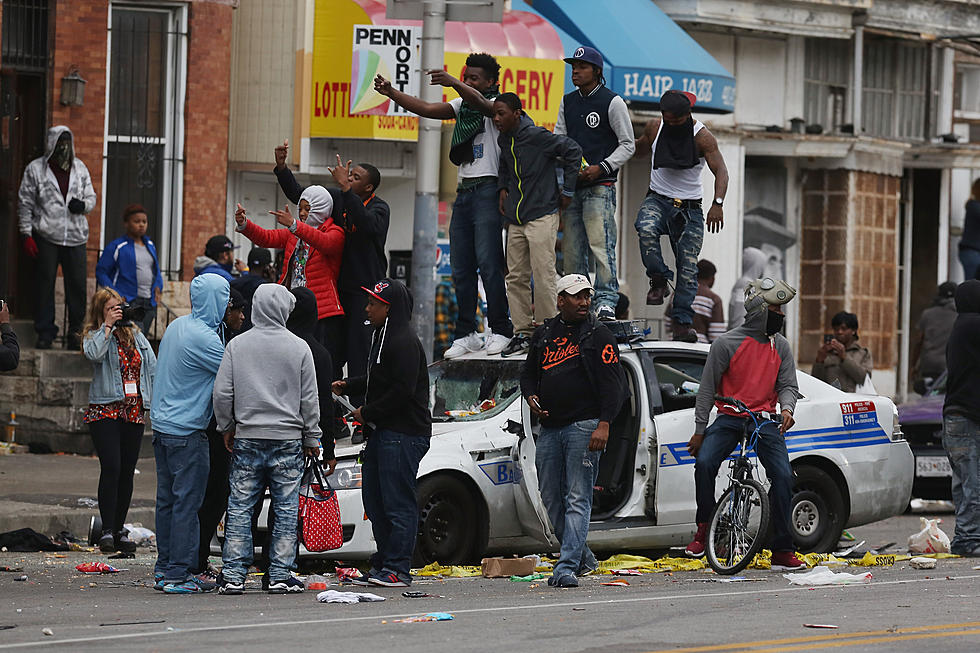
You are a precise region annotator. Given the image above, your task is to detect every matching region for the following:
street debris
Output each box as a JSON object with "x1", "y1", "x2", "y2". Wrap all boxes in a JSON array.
[
  {"x1": 833, "y1": 541, "x2": 865, "y2": 557},
  {"x1": 599, "y1": 554, "x2": 706, "y2": 573},
  {"x1": 413, "y1": 562, "x2": 481, "y2": 578},
  {"x1": 304, "y1": 574, "x2": 329, "y2": 590},
  {"x1": 482, "y1": 557, "x2": 536, "y2": 578},
  {"x1": 508, "y1": 573, "x2": 546, "y2": 582},
  {"x1": 0, "y1": 528, "x2": 69, "y2": 552},
  {"x1": 804, "y1": 624, "x2": 839, "y2": 629},
  {"x1": 402, "y1": 591, "x2": 444, "y2": 598},
  {"x1": 99, "y1": 620, "x2": 165, "y2": 627},
  {"x1": 390, "y1": 612, "x2": 454, "y2": 623},
  {"x1": 76, "y1": 497, "x2": 98, "y2": 508},
  {"x1": 14, "y1": 574, "x2": 27, "y2": 581},
  {"x1": 783, "y1": 566, "x2": 873, "y2": 586},
  {"x1": 335, "y1": 567, "x2": 363, "y2": 583},
  {"x1": 908, "y1": 517, "x2": 951, "y2": 554},
  {"x1": 108, "y1": 552, "x2": 135, "y2": 560},
  {"x1": 315, "y1": 590, "x2": 385, "y2": 603},
  {"x1": 75, "y1": 562, "x2": 126, "y2": 574},
  {"x1": 909, "y1": 556, "x2": 937, "y2": 569},
  {"x1": 0, "y1": 566, "x2": 24, "y2": 572},
  {"x1": 600, "y1": 580, "x2": 630, "y2": 586},
  {"x1": 610, "y1": 569, "x2": 642, "y2": 576},
  {"x1": 41, "y1": 628, "x2": 53, "y2": 636},
  {"x1": 122, "y1": 524, "x2": 155, "y2": 546}
]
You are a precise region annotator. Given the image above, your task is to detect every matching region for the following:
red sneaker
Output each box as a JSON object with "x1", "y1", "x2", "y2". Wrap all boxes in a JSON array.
[
  {"x1": 685, "y1": 523, "x2": 709, "y2": 558},
  {"x1": 770, "y1": 551, "x2": 806, "y2": 571}
]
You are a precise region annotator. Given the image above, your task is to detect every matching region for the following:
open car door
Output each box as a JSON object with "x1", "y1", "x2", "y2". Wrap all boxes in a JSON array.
[{"x1": 511, "y1": 401, "x2": 559, "y2": 548}]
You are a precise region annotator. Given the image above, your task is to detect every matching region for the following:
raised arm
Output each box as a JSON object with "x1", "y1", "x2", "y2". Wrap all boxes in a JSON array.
[
  {"x1": 427, "y1": 69, "x2": 494, "y2": 117},
  {"x1": 374, "y1": 74, "x2": 455, "y2": 120},
  {"x1": 273, "y1": 139, "x2": 304, "y2": 205}
]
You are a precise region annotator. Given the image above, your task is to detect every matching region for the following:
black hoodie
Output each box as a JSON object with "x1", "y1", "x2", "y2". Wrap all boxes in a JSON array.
[
  {"x1": 944, "y1": 280, "x2": 980, "y2": 424},
  {"x1": 344, "y1": 279, "x2": 432, "y2": 437},
  {"x1": 287, "y1": 288, "x2": 336, "y2": 460}
]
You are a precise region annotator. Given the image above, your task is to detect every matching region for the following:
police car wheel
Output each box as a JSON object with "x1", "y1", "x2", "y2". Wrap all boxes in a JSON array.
[
  {"x1": 791, "y1": 465, "x2": 846, "y2": 553},
  {"x1": 414, "y1": 475, "x2": 479, "y2": 566}
]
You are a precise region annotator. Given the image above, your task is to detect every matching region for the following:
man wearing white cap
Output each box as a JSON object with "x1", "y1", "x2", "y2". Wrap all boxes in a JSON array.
[{"x1": 520, "y1": 274, "x2": 627, "y2": 588}]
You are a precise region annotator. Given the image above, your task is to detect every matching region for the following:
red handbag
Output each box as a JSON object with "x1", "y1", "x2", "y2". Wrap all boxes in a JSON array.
[{"x1": 298, "y1": 458, "x2": 343, "y2": 552}]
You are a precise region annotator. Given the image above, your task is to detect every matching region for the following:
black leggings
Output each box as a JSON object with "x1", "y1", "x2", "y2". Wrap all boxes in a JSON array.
[{"x1": 88, "y1": 419, "x2": 144, "y2": 534}]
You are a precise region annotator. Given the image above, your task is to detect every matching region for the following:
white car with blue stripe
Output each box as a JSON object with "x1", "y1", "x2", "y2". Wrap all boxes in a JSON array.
[{"x1": 287, "y1": 340, "x2": 914, "y2": 563}]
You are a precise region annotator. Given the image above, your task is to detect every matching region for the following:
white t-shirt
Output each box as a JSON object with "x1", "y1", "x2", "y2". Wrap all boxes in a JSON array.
[{"x1": 450, "y1": 97, "x2": 500, "y2": 179}]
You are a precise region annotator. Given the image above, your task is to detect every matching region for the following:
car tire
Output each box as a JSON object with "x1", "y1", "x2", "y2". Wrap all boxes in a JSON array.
[
  {"x1": 414, "y1": 474, "x2": 482, "y2": 566},
  {"x1": 791, "y1": 465, "x2": 847, "y2": 553}
]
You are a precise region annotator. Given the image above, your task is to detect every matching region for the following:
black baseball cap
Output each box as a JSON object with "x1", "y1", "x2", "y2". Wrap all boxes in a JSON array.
[
  {"x1": 248, "y1": 247, "x2": 272, "y2": 268},
  {"x1": 205, "y1": 235, "x2": 238, "y2": 258}
]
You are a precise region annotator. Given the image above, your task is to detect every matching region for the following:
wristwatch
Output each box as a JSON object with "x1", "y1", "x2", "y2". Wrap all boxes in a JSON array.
[{"x1": 713, "y1": 197, "x2": 724, "y2": 207}]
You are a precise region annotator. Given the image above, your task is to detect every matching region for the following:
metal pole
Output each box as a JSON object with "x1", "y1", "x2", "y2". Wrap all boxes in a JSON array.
[
  {"x1": 852, "y1": 23, "x2": 864, "y2": 134},
  {"x1": 409, "y1": 0, "x2": 445, "y2": 361}
]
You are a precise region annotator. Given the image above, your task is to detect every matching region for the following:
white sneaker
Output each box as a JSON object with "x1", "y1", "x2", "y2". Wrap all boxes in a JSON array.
[
  {"x1": 485, "y1": 333, "x2": 512, "y2": 355},
  {"x1": 444, "y1": 332, "x2": 484, "y2": 359}
]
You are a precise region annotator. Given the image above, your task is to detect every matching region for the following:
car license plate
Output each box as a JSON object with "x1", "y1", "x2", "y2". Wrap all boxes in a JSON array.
[{"x1": 916, "y1": 456, "x2": 952, "y2": 478}]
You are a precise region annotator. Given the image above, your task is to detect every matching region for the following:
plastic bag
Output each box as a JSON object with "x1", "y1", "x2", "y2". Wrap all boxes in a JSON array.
[
  {"x1": 305, "y1": 574, "x2": 329, "y2": 590},
  {"x1": 908, "y1": 517, "x2": 951, "y2": 554},
  {"x1": 783, "y1": 565, "x2": 872, "y2": 586}
]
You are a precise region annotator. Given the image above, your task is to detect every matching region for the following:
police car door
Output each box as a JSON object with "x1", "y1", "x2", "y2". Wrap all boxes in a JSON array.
[{"x1": 512, "y1": 400, "x2": 560, "y2": 548}]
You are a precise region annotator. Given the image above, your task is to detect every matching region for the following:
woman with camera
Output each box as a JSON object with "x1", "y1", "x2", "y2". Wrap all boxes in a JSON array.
[{"x1": 83, "y1": 288, "x2": 157, "y2": 552}]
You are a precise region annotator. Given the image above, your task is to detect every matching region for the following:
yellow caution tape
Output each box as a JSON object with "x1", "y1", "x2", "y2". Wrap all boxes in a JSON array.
[
  {"x1": 849, "y1": 552, "x2": 896, "y2": 567},
  {"x1": 597, "y1": 553, "x2": 706, "y2": 573},
  {"x1": 410, "y1": 562, "x2": 482, "y2": 577}
]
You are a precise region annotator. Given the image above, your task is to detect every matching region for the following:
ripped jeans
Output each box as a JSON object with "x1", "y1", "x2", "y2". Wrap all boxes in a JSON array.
[{"x1": 535, "y1": 418, "x2": 601, "y2": 579}]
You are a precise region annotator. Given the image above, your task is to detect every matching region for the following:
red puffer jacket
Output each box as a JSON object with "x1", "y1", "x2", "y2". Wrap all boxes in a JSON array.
[{"x1": 239, "y1": 219, "x2": 345, "y2": 319}]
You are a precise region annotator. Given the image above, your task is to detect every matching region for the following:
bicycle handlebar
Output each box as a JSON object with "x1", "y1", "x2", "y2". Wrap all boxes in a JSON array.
[{"x1": 714, "y1": 395, "x2": 779, "y2": 423}]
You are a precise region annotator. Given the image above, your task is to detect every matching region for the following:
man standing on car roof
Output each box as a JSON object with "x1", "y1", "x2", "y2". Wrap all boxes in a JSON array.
[
  {"x1": 521, "y1": 274, "x2": 627, "y2": 588},
  {"x1": 554, "y1": 46, "x2": 635, "y2": 321},
  {"x1": 685, "y1": 278, "x2": 805, "y2": 571}
]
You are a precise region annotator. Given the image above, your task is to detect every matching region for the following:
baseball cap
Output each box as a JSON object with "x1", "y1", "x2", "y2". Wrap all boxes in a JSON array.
[
  {"x1": 247, "y1": 247, "x2": 272, "y2": 268},
  {"x1": 557, "y1": 274, "x2": 594, "y2": 296},
  {"x1": 938, "y1": 281, "x2": 957, "y2": 298},
  {"x1": 205, "y1": 234, "x2": 238, "y2": 258},
  {"x1": 564, "y1": 46, "x2": 603, "y2": 69},
  {"x1": 660, "y1": 89, "x2": 698, "y2": 112},
  {"x1": 227, "y1": 287, "x2": 246, "y2": 311},
  {"x1": 361, "y1": 279, "x2": 394, "y2": 305}
]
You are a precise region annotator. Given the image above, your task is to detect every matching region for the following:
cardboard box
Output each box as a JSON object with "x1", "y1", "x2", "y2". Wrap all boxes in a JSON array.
[{"x1": 481, "y1": 557, "x2": 536, "y2": 578}]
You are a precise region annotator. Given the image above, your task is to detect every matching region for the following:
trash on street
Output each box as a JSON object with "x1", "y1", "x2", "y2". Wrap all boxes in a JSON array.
[
  {"x1": 783, "y1": 565, "x2": 872, "y2": 585},
  {"x1": 75, "y1": 562, "x2": 126, "y2": 574},
  {"x1": 909, "y1": 556, "x2": 937, "y2": 569},
  {"x1": 508, "y1": 572, "x2": 546, "y2": 582},
  {"x1": 413, "y1": 562, "x2": 482, "y2": 578},
  {"x1": 391, "y1": 612, "x2": 454, "y2": 623},
  {"x1": 908, "y1": 517, "x2": 951, "y2": 554},
  {"x1": 316, "y1": 590, "x2": 385, "y2": 603}
]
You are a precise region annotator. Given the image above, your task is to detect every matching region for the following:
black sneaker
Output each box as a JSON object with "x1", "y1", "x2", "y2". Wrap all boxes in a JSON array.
[
  {"x1": 98, "y1": 530, "x2": 115, "y2": 553},
  {"x1": 217, "y1": 575, "x2": 244, "y2": 595},
  {"x1": 595, "y1": 305, "x2": 616, "y2": 322},
  {"x1": 114, "y1": 531, "x2": 137, "y2": 553},
  {"x1": 500, "y1": 334, "x2": 529, "y2": 357},
  {"x1": 268, "y1": 576, "x2": 305, "y2": 594},
  {"x1": 368, "y1": 571, "x2": 410, "y2": 588},
  {"x1": 552, "y1": 574, "x2": 579, "y2": 588}
]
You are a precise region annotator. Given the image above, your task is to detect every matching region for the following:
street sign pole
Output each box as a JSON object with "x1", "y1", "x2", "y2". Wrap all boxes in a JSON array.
[{"x1": 409, "y1": 0, "x2": 445, "y2": 362}]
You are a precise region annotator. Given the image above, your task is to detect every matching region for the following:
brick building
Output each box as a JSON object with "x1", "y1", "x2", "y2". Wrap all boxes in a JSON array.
[{"x1": 0, "y1": 0, "x2": 236, "y2": 339}]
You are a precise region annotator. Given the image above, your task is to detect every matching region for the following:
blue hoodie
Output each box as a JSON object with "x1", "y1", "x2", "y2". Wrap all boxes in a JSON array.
[{"x1": 150, "y1": 274, "x2": 229, "y2": 435}]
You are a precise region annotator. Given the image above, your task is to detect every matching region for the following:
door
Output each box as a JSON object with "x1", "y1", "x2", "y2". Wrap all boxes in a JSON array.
[{"x1": 511, "y1": 401, "x2": 559, "y2": 548}]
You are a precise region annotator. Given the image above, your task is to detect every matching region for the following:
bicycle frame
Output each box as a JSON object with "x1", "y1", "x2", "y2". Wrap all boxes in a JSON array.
[{"x1": 722, "y1": 399, "x2": 779, "y2": 486}]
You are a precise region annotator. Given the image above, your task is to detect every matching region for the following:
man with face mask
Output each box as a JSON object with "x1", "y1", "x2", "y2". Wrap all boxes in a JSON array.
[
  {"x1": 17, "y1": 126, "x2": 97, "y2": 350},
  {"x1": 684, "y1": 278, "x2": 805, "y2": 571},
  {"x1": 633, "y1": 91, "x2": 729, "y2": 343}
]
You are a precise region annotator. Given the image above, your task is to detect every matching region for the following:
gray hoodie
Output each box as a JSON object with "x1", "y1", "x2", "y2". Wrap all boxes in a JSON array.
[
  {"x1": 17, "y1": 126, "x2": 96, "y2": 246},
  {"x1": 212, "y1": 284, "x2": 321, "y2": 447}
]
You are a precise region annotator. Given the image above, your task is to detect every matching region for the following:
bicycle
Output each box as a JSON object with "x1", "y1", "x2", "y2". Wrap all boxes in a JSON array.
[{"x1": 705, "y1": 395, "x2": 779, "y2": 575}]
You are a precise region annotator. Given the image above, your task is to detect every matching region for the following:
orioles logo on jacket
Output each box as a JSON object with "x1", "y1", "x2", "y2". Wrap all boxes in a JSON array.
[
  {"x1": 601, "y1": 343, "x2": 619, "y2": 364},
  {"x1": 542, "y1": 339, "x2": 580, "y2": 370}
]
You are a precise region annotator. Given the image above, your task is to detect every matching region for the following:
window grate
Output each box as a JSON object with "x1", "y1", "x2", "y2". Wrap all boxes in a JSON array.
[{"x1": 1, "y1": 0, "x2": 49, "y2": 72}]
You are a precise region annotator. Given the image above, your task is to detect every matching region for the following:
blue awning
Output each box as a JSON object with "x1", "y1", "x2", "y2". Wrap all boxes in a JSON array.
[{"x1": 528, "y1": 0, "x2": 735, "y2": 113}]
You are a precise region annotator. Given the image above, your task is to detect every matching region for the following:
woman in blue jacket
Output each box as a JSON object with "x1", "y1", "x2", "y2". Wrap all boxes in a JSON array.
[
  {"x1": 83, "y1": 288, "x2": 156, "y2": 553},
  {"x1": 95, "y1": 205, "x2": 164, "y2": 334}
]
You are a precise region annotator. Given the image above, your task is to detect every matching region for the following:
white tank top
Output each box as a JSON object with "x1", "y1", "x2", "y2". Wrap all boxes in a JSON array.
[{"x1": 648, "y1": 119, "x2": 706, "y2": 200}]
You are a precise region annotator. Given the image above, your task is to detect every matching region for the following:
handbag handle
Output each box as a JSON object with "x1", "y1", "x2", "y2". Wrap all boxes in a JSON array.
[{"x1": 304, "y1": 456, "x2": 334, "y2": 493}]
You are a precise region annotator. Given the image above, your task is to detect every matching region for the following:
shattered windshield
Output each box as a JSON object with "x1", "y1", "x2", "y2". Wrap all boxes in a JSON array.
[{"x1": 429, "y1": 359, "x2": 522, "y2": 422}]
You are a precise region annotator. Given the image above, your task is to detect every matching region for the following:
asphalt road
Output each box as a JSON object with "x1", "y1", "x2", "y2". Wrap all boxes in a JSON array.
[{"x1": 1, "y1": 510, "x2": 977, "y2": 652}]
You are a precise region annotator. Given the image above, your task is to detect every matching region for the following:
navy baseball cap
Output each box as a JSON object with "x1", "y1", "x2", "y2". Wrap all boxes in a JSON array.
[{"x1": 564, "y1": 46, "x2": 603, "y2": 69}]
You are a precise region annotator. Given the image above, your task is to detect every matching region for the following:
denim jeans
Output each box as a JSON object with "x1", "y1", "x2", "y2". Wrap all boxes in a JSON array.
[
  {"x1": 562, "y1": 184, "x2": 619, "y2": 310},
  {"x1": 943, "y1": 414, "x2": 980, "y2": 554},
  {"x1": 221, "y1": 438, "x2": 305, "y2": 584},
  {"x1": 535, "y1": 418, "x2": 601, "y2": 579},
  {"x1": 633, "y1": 193, "x2": 704, "y2": 326},
  {"x1": 959, "y1": 247, "x2": 980, "y2": 281},
  {"x1": 153, "y1": 430, "x2": 210, "y2": 582},
  {"x1": 450, "y1": 180, "x2": 512, "y2": 338},
  {"x1": 694, "y1": 414, "x2": 795, "y2": 552},
  {"x1": 361, "y1": 429, "x2": 430, "y2": 580}
]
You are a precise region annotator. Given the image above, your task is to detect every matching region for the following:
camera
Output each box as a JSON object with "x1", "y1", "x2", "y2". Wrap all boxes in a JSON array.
[
  {"x1": 118, "y1": 302, "x2": 146, "y2": 326},
  {"x1": 823, "y1": 334, "x2": 834, "y2": 344}
]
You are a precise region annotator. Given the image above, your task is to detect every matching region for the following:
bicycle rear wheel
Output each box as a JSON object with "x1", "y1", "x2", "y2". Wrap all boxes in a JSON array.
[{"x1": 706, "y1": 479, "x2": 771, "y2": 575}]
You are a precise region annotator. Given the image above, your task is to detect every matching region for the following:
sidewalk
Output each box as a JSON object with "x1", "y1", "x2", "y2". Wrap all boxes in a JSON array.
[{"x1": 0, "y1": 453, "x2": 156, "y2": 540}]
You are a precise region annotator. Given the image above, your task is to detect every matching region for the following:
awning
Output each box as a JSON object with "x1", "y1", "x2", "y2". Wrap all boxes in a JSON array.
[{"x1": 528, "y1": 0, "x2": 736, "y2": 113}]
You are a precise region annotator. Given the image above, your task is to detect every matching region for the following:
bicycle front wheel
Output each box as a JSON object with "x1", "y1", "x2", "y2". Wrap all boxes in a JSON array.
[{"x1": 706, "y1": 478, "x2": 771, "y2": 575}]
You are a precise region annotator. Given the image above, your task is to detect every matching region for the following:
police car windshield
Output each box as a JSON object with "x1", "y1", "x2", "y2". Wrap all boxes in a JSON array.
[{"x1": 429, "y1": 359, "x2": 522, "y2": 422}]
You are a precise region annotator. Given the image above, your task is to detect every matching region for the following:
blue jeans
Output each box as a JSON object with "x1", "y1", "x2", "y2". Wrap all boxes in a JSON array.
[
  {"x1": 694, "y1": 415, "x2": 795, "y2": 552},
  {"x1": 959, "y1": 247, "x2": 980, "y2": 281},
  {"x1": 361, "y1": 430, "x2": 430, "y2": 580},
  {"x1": 221, "y1": 439, "x2": 305, "y2": 584},
  {"x1": 562, "y1": 184, "x2": 619, "y2": 309},
  {"x1": 153, "y1": 430, "x2": 210, "y2": 582},
  {"x1": 450, "y1": 180, "x2": 512, "y2": 338},
  {"x1": 535, "y1": 418, "x2": 601, "y2": 579},
  {"x1": 943, "y1": 414, "x2": 980, "y2": 554},
  {"x1": 634, "y1": 193, "x2": 704, "y2": 326}
]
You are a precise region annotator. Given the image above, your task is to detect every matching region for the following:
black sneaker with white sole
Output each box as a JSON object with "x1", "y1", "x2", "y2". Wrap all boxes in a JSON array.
[
  {"x1": 368, "y1": 571, "x2": 409, "y2": 588},
  {"x1": 217, "y1": 576, "x2": 244, "y2": 595},
  {"x1": 268, "y1": 576, "x2": 305, "y2": 594},
  {"x1": 500, "y1": 334, "x2": 529, "y2": 357}
]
